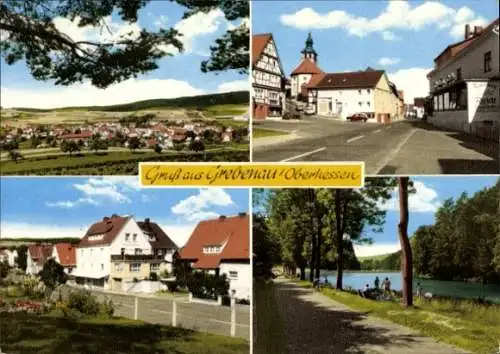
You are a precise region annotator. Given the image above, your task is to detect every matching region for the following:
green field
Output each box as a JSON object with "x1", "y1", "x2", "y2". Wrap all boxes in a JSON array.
[
  {"x1": 0, "y1": 312, "x2": 249, "y2": 354},
  {"x1": 358, "y1": 254, "x2": 392, "y2": 261},
  {"x1": 204, "y1": 104, "x2": 248, "y2": 117},
  {"x1": 252, "y1": 128, "x2": 289, "y2": 139},
  {"x1": 0, "y1": 149, "x2": 249, "y2": 175},
  {"x1": 296, "y1": 281, "x2": 500, "y2": 354}
]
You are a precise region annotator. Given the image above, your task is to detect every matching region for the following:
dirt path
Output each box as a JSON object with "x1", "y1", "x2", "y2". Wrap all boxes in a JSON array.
[{"x1": 273, "y1": 281, "x2": 469, "y2": 354}]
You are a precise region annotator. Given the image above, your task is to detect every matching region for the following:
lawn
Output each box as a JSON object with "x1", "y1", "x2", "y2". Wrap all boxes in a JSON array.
[
  {"x1": 252, "y1": 128, "x2": 289, "y2": 139},
  {"x1": 253, "y1": 279, "x2": 286, "y2": 354},
  {"x1": 295, "y1": 280, "x2": 500, "y2": 354},
  {"x1": 0, "y1": 312, "x2": 249, "y2": 354},
  {"x1": 204, "y1": 104, "x2": 248, "y2": 117}
]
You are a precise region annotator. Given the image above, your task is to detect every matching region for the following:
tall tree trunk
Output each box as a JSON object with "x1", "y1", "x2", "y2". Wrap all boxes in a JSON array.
[
  {"x1": 335, "y1": 190, "x2": 344, "y2": 290},
  {"x1": 315, "y1": 225, "x2": 321, "y2": 280},
  {"x1": 299, "y1": 264, "x2": 306, "y2": 280},
  {"x1": 398, "y1": 177, "x2": 413, "y2": 307},
  {"x1": 309, "y1": 189, "x2": 316, "y2": 282}
]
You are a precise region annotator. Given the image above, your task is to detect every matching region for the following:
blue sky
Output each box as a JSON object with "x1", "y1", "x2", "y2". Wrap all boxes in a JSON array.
[
  {"x1": 254, "y1": 176, "x2": 499, "y2": 257},
  {"x1": 252, "y1": 0, "x2": 498, "y2": 103},
  {"x1": 0, "y1": 1, "x2": 248, "y2": 109},
  {"x1": 0, "y1": 177, "x2": 249, "y2": 247}
]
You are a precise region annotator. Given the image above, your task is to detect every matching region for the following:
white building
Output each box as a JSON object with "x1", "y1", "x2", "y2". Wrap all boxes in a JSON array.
[
  {"x1": 252, "y1": 33, "x2": 286, "y2": 120},
  {"x1": 73, "y1": 215, "x2": 177, "y2": 289},
  {"x1": 50, "y1": 243, "x2": 77, "y2": 274},
  {"x1": 0, "y1": 248, "x2": 17, "y2": 267},
  {"x1": 179, "y1": 213, "x2": 251, "y2": 300},
  {"x1": 427, "y1": 19, "x2": 499, "y2": 140},
  {"x1": 310, "y1": 69, "x2": 402, "y2": 122},
  {"x1": 26, "y1": 244, "x2": 53, "y2": 275}
]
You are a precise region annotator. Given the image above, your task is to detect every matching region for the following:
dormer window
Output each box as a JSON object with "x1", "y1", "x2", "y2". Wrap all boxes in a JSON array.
[{"x1": 88, "y1": 234, "x2": 104, "y2": 241}]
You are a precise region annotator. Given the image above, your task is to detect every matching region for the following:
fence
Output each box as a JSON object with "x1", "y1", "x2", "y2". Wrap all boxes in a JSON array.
[{"x1": 61, "y1": 286, "x2": 250, "y2": 340}]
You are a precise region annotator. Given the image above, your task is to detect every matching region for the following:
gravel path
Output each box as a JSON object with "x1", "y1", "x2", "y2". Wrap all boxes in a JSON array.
[{"x1": 274, "y1": 281, "x2": 469, "y2": 354}]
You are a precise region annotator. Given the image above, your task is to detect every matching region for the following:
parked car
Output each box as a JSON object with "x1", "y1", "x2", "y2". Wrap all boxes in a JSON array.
[
  {"x1": 304, "y1": 105, "x2": 315, "y2": 115},
  {"x1": 347, "y1": 113, "x2": 368, "y2": 122}
]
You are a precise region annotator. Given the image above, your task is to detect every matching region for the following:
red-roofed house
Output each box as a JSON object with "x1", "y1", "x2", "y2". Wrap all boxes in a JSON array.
[
  {"x1": 179, "y1": 213, "x2": 250, "y2": 300},
  {"x1": 26, "y1": 244, "x2": 54, "y2": 275},
  {"x1": 74, "y1": 214, "x2": 177, "y2": 291},
  {"x1": 51, "y1": 243, "x2": 77, "y2": 274},
  {"x1": 427, "y1": 19, "x2": 499, "y2": 140},
  {"x1": 252, "y1": 33, "x2": 286, "y2": 120}
]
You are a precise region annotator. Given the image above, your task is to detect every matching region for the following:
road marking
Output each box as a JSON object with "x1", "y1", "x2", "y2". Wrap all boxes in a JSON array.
[
  {"x1": 373, "y1": 129, "x2": 382, "y2": 134},
  {"x1": 280, "y1": 147, "x2": 326, "y2": 162},
  {"x1": 346, "y1": 135, "x2": 365, "y2": 143},
  {"x1": 210, "y1": 319, "x2": 250, "y2": 327},
  {"x1": 374, "y1": 128, "x2": 417, "y2": 175}
]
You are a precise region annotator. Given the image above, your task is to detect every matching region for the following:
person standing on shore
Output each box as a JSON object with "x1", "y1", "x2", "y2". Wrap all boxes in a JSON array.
[
  {"x1": 374, "y1": 276, "x2": 380, "y2": 290},
  {"x1": 382, "y1": 277, "x2": 391, "y2": 293}
]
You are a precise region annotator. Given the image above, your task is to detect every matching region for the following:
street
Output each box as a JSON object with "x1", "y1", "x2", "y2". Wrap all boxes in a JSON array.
[
  {"x1": 58, "y1": 287, "x2": 251, "y2": 340},
  {"x1": 252, "y1": 118, "x2": 499, "y2": 174}
]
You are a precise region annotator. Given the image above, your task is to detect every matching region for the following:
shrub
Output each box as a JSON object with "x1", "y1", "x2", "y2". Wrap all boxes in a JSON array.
[
  {"x1": 100, "y1": 298, "x2": 115, "y2": 318},
  {"x1": 237, "y1": 298, "x2": 250, "y2": 305},
  {"x1": 186, "y1": 272, "x2": 229, "y2": 300},
  {"x1": 23, "y1": 276, "x2": 46, "y2": 300},
  {"x1": 149, "y1": 272, "x2": 158, "y2": 281},
  {"x1": 222, "y1": 295, "x2": 231, "y2": 306},
  {"x1": 67, "y1": 290, "x2": 100, "y2": 316}
]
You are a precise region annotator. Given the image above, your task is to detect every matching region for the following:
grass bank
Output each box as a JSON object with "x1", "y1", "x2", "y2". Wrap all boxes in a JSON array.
[
  {"x1": 252, "y1": 128, "x2": 289, "y2": 139},
  {"x1": 295, "y1": 280, "x2": 500, "y2": 354},
  {"x1": 253, "y1": 279, "x2": 286, "y2": 354},
  {"x1": 0, "y1": 312, "x2": 249, "y2": 354},
  {"x1": 204, "y1": 104, "x2": 247, "y2": 117}
]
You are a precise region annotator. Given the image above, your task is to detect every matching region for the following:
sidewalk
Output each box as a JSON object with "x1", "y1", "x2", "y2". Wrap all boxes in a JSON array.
[{"x1": 274, "y1": 281, "x2": 469, "y2": 354}]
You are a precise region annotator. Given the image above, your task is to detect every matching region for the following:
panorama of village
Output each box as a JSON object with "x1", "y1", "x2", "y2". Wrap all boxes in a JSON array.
[
  {"x1": 251, "y1": 2, "x2": 499, "y2": 175},
  {"x1": 0, "y1": 182, "x2": 251, "y2": 353}
]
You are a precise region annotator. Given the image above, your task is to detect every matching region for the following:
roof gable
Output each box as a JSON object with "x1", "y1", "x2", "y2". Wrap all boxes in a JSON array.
[
  {"x1": 179, "y1": 214, "x2": 249, "y2": 269},
  {"x1": 79, "y1": 215, "x2": 130, "y2": 247},
  {"x1": 252, "y1": 33, "x2": 272, "y2": 65},
  {"x1": 137, "y1": 219, "x2": 178, "y2": 250},
  {"x1": 54, "y1": 243, "x2": 76, "y2": 266},
  {"x1": 291, "y1": 59, "x2": 324, "y2": 76}
]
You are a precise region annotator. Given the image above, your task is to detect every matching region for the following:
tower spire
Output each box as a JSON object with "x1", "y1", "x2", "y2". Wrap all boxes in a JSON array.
[{"x1": 301, "y1": 32, "x2": 317, "y2": 63}]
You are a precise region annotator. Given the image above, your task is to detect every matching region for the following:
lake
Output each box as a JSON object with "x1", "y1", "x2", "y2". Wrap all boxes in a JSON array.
[{"x1": 319, "y1": 271, "x2": 500, "y2": 303}]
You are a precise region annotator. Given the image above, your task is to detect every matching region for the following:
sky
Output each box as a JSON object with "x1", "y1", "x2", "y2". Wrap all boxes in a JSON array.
[
  {"x1": 254, "y1": 176, "x2": 499, "y2": 257},
  {"x1": 252, "y1": 0, "x2": 499, "y2": 103},
  {"x1": 0, "y1": 2, "x2": 249, "y2": 109},
  {"x1": 0, "y1": 177, "x2": 250, "y2": 248}
]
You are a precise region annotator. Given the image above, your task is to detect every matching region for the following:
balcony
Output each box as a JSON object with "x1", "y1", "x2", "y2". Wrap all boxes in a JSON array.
[{"x1": 111, "y1": 254, "x2": 164, "y2": 262}]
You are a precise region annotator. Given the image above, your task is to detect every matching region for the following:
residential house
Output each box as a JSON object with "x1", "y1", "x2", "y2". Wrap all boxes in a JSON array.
[
  {"x1": 26, "y1": 244, "x2": 54, "y2": 275},
  {"x1": 179, "y1": 213, "x2": 250, "y2": 300},
  {"x1": 290, "y1": 33, "x2": 324, "y2": 102},
  {"x1": 0, "y1": 248, "x2": 17, "y2": 267},
  {"x1": 309, "y1": 69, "x2": 400, "y2": 122},
  {"x1": 252, "y1": 33, "x2": 287, "y2": 119},
  {"x1": 427, "y1": 19, "x2": 499, "y2": 140},
  {"x1": 51, "y1": 243, "x2": 77, "y2": 274}
]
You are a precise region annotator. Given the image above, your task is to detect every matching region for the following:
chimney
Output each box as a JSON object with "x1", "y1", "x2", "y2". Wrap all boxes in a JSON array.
[
  {"x1": 145, "y1": 217, "x2": 150, "y2": 224},
  {"x1": 238, "y1": 212, "x2": 247, "y2": 217},
  {"x1": 474, "y1": 26, "x2": 483, "y2": 35},
  {"x1": 103, "y1": 216, "x2": 110, "y2": 221},
  {"x1": 465, "y1": 24, "x2": 471, "y2": 39},
  {"x1": 219, "y1": 215, "x2": 226, "y2": 221}
]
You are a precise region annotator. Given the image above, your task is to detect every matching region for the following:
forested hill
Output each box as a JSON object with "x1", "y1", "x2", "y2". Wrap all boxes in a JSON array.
[
  {"x1": 0, "y1": 238, "x2": 81, "y2": 247},
  {"x1": 12, "y1": 91, "x2": 249, "y2": 112},
  {"x1": 360, "y1": 251, "x2": 401, "y2": 271}
]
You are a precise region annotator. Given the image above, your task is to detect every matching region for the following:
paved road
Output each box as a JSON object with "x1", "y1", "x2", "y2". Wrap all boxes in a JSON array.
[
  {"x1": 253, "y1": 118, "x2": 499, "y2": 174},
  {"x1": 59, "y1": 287, "x2": 250, "y2": 340},
  {"x1": 273, "y1": 281, "x2": 469, "y2": 354}
]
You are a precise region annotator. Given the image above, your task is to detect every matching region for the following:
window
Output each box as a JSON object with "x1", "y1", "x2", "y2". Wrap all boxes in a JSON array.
[
  {"x1": 156, "y1": 249, "x2": 163, "y2": 256},
  {"x1": 456, "y1": 68, "x2": 462, "y2": 81},
  {"x1": 229, "y1": 271, "x2": 238, "y2": 279},
  {"x1": 101, "y1": 264, "x2": 104, "y2": 271},
  {"x1": 100, "y1": 248, "x2": 103, "y2": 254},
  {"x1": 150, "y1": 263, "x2": 160, "y2": 272},
  {"x1": 134, "y1": 248, "x2": 142, "y2": 255},
  {"x1": 367, "y1": 89, "x2": 371, "y2": 94},
  {"x1": 125, "y1": 233, "x2": 130, "y2": 241},
  {"x1": 358, "y1": 90, "x2": 362, "y2": 94},
  {"x1": 120, "y1": 248, "x2": 125, "y2": 256},
  {"x1": 114, "y1": 263, "x2": 122, "y2": 272},
  {"x1": 484, "y1": 51, "x2": 492, "y2": 73},
  {"x1": 358, "y1": 101, "x2": 362, "y2": 106},
  {"x1": 130, "y1": 263, "x2": 141, "y2": 272},
  {"x1": 367, "y1": 102, "x2": 371, "y2": 106},
  {"x1": 132, "y1": 234, "x2": 137, "y2": 241}
]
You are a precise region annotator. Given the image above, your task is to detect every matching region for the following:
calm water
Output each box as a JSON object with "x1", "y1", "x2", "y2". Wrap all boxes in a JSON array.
[{"x1": 319, "y1": 271, "x2": 500, "y2": 303}]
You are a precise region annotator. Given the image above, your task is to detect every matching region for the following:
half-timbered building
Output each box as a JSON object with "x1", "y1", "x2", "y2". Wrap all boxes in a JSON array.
[{"x1": 252, "y1": 33, "x2": 286, "y2": 120}]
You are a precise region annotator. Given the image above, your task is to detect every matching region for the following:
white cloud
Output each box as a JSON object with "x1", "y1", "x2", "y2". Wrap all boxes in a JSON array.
[
  {"x1": 381, "y1": 31, "x2": 401, "y2": 41},
  {"x1": 354, "y1": 243, "x2": 401, "y2": 258},
  {"x1": 381, "y1": 180, "x2": 441, "y2": 213},
  {"x1": 0, "y1": 78, "x2": 205, "y2": 109},
  {"x1": 45, "y1": 177, "x2": 141, "y2": 208},
  {"x1": 0, "y1": 222, "x2": 84, "y2": 239},
  {"x1": 387, "y1": 67, "x2": 432, "y2": 104},
  {"x1": 154, "y1": 15, "x2": 169, "y2": 28},
  {"x1": 280, "y1": 1, "x2": 488, "y2": 39},
  {"x1": 378, "y1": 57, "x2": 401, "y2": 66},
  {"x1": 218, "y1": 80, "x2": 249, "y2": 93},
  {"x1": 171, "y1": 188, "x2": 234, "y2": 222}
]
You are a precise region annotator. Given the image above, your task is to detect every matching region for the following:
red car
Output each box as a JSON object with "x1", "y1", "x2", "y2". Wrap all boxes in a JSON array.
[{"x1": 347, "y1": 113, "x2": 368, "y2": 122}]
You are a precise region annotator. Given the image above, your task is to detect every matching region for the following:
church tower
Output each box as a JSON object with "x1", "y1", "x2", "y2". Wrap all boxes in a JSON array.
[{"x1": 301, "y1": 32, "x2": 318, "y2": 63}]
